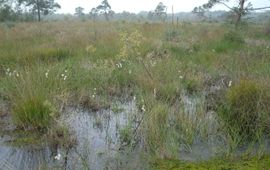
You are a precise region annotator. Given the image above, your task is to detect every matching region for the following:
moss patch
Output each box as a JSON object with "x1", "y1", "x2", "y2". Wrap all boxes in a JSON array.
[{"x1": 153, "y1": 155, "x2": 270, "y2": 170}]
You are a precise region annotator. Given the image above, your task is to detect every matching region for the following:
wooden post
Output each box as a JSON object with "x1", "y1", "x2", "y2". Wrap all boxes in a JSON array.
[{"x1": 172, "y1": 5, "x2": 174, "y2": 26}]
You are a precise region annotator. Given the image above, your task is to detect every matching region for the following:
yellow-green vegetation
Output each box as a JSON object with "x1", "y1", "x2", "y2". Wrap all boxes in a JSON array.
[{"x1": 0, "y1": 21, "x2": 270, "y2": 167}]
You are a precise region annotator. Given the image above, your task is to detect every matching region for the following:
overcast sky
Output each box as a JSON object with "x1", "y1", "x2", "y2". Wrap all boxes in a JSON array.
[{"x1": 56, "y1": 0, "x2": 269, "y2": 14}]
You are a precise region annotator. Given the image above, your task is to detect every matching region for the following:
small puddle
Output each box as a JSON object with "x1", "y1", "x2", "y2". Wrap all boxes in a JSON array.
[{"x1": 62, "y1": 100, "x2": 142, "y2": 169}]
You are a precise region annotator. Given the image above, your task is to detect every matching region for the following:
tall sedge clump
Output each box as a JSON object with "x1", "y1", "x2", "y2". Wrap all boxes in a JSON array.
[
  {"x1": 4, "y1": 67, "x2": 64, "y2": 130},
  {"x1": 13, "y1": 96, "x2": 55, "y2": 130}
]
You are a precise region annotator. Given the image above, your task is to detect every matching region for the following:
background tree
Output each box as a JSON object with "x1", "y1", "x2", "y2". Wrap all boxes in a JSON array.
[
  {"x1": 147, "y1": 11, "x2": 154, "y2": 21},
  {"x1": 75, "y1": 6, "x2": 84, "y2": 17},
  {"x1": 96, "y1": 0, "x2": 114, "y2": 21},
  {"x1": 18, "y1": 0, "x2": 60, "y2": 21},
  {"x1": 154, "y1": 2, "x2": 167, "y2": 22},
  {"x1": 193, "y1": 0, "x2": 270, "y2": 25},
  {"x1": 192, "y1": 6, "x2": 206, "y2": 20},
  {"x1": 0, "y1": 0, "x2": 14, "y2": 21},
  {"x1": 0, "y1": 0, "x2": 25, "y2": 21},
  {"x1": 89, "y1": 7, "x2": 98, "y2": 21}
]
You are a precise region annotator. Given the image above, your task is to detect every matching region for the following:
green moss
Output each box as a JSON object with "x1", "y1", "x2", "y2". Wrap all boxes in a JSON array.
[{"x1": 153, "y1": 155, "x2": 270, "y2": 170}]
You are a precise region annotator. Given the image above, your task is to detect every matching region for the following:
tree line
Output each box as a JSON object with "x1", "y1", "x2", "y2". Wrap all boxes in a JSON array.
[
  {"x1": 0, "y1": 0, "x2": 60, "y2": 21},
  {"x1": 0, "y1": 0, "x2": 269, "y2": 24},
  {"x1": 193, "y1": 0, "x2": 270, "y2": 26}
]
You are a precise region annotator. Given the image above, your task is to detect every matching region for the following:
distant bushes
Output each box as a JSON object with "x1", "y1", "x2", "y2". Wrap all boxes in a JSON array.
[
  {"x1": 35, "y1": 48, "x2": 72, "y2": 62},
  {"x1": 213, "y1": 30, "x2": 244, "y2": 53},
  {"x1": 13, "y1": 48, "x2": 73, "y2": 65},
  {"x1": 165, "y1": 30, "x2": 177, "y2": 41},
  {"x1": 223, "y1": 30, "x2": 244, "y2": 44}
]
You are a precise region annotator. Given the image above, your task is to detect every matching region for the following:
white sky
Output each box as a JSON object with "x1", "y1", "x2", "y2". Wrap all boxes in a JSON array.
[{"x1": 56, "y1": 0, "x2": 269, "y2": 14}]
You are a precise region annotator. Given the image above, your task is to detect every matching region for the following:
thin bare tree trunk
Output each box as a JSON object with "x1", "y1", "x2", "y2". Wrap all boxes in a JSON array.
[
  {"x1": 37, "y1": 0, "x2": 41, "y2": 21},
  {"x1": 172, "y1": 5, "x2": 174, "y2": 25},
  {"x1": 236, "y1": 0, "x2": 245, "y2": 26}
]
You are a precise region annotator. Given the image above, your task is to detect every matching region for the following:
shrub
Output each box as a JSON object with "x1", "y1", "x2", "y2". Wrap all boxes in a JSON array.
[
  {"x1": 24, "y1": 48, "x2": 72, "y2": 64},
  {"x1": 38, "y1": 48, "x2": 72, "y2": 62},
  {"x1": 117, "y1": 30, "x2": 144, "y2": 59},
  {"x1": 165, "y1": 30, "x2": 177, "y2": 41},
  {"x1": 223, "y1": 30, "x2": 244, "y2": 44},
  {"x1": 213, "y1": 30, "x2": 244, "y2": 53}
]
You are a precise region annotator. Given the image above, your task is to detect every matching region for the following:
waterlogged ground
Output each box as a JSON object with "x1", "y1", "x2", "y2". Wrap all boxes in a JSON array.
[
  {"x1": 0, "y1": 94, "x2": 227, "y2": 169},
  {"x1": 62, "y1": 100, "x2": 145, "y2": 169},
  {"x1": 1, "y1": 95, "x2": 270, "y2": 169},
  {"x1": 0, "y1": 100, "x2": 147, "y2": 169}
]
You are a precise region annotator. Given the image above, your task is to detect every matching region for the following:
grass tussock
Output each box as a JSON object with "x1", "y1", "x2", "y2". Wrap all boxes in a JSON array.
[
  {"x1": 13, "y1": 97, "x2": 55, "y2": 130},
  {"x1": 2, "y1": 67, "x2": 66, "y2": 130},
  {"x1": 219, "y1": 80, "x2": 270, "y2": 144}
]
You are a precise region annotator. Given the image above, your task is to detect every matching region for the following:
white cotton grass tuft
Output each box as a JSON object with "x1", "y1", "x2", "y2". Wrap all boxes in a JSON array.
[
  {"x1": 5, "y1": 68, "x2": 20, "y2": 77},
  {"x1": 141, "y1": 105, "x2": 146, "y2": 112},
  {"x1": 228, "y1": 80, "x2": 232, "y2": 87},
  {"x1": 54, "y1": 153, "x2": 61, "y2": 160}
]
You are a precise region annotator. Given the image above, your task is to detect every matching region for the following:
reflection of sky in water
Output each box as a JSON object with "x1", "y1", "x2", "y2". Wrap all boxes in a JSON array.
[
  {"x1": 0, "y1": 101, "x2": 138, "y2": 170},
  {"x1": 2, "y1": 95, "x2": 264, "y2": 169}
]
